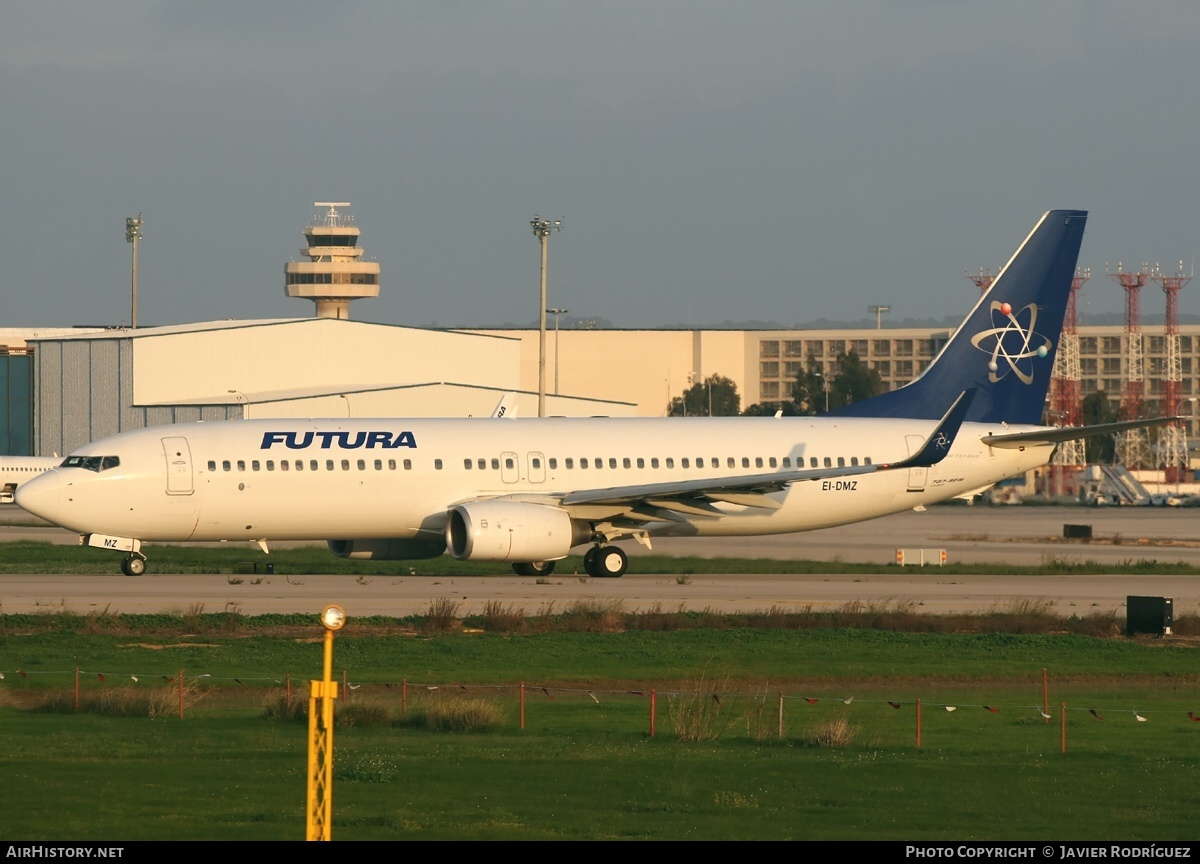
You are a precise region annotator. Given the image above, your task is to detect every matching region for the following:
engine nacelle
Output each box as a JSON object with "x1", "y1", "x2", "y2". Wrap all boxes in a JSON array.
[
  {"x1": 446, "y1": 500, "x2": 578, "y2": 562},
  {"x1": 327, "y1": 538, "x2": 444, "y2": 560}
]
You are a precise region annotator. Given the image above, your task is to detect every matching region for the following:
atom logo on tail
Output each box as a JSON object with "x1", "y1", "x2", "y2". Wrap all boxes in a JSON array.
[{"x1": 969, "y1": 300, "x2": 1052, "y2": 384}]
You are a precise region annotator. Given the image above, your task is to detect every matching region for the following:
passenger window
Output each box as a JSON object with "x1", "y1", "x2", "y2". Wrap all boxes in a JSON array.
[
  {"x1": 479, "y1": 459, "x2": 487, "y2": 470},
  {"x1": 295, "y1": 460, "x2": 304, "y2": 471},
  {"x1": 326, "y1": 460, "x2": 334, "y2": 471},
  {"x1": 237, "y1": 460, "x2": 246, "y2": 471},
  {"x1": 651, "y1": 457, "x2": 659, "y2": 468},
  {"x1": 851, "y1": 457, "x2": 859, "y2": 466},
  {"x1": 837, "y1": 457, "x2": 845, "y2": 467},
  {"x1": 252, "y1": 461, "x2": 261, "y2": 471},
  {"x1": 266, "y1": 461, "x2": 274, "y2": 471},
  {"x1": 741, "y1": 457, "x2": 750, "y2": 468},
  {"x1": 403, "y1": 459, "x2": 412, "y2": 470},
  {"x1": 810, "y1": 457, "x2": 818, "y2": 468},
  {"x1": 728, "y1": 457, "x2": 735, "y2": 468},
  {"x1": 566, "y1": 457, "x2": 574, "y2": 469},
  {"x1": 823, "y1": 457, "x2": 831, "y2": 467},
  {"x1": 310, "y1": 460, "x2": 319, "y2": 471},
  {"x1": 608, "y1": 458, "x2": 616, "y2": 469},
  {"x1": 505, "y1": 457, "x2": 514, "y2": 469},
  {"x1": 623, "y1": 458, "x2": 631, "y2": 469},
  {"x1": 864, "y1": 457, "x2": 872, "y2": 466},
  {"x1": 711, "y1": 458, "x2": 718, "y2": 468},
  {"x1": 280, "y1": 461, "x2": 289, "y2": 472},
  {"x1": 387, "y1": 459, "x2": 395, "y2": 470},
  {"x1": 666, "y1": 458, "x2": 674, "y2": 469},
  {"x1": 769, "y1": 457, "x2": 777, "y2": 468},
  {"x1": 595, "y1": 458, "x2": 603, "y2": 470},
  {"x1": 532, "y1": 457, "x2": 542, "y2": 469},
  {"x1": 464, "y1": 458, "x2": 473, "y2": 469},
  {"x1": 682, "y1": 458, "x2": 690, "y2": 468},
  {"x1": 636, "y1": 458, "x2": 644, "y2": 468},
  {"x1": 581, "y1": 458, "x2": 589, "y2": 469},
  {"x1": 548, "y1": 458, "x2": 557, "y2": 469},
  {"x1": 374, "y1": 459, "x2": 383, "y2": 470},
  {"x1": 435, "y1": 459, "x2": 444, "y2": 470},
  {"x1": 207, "y1": 460, "x2": 216, "y2": 471},
  {"x1": 357, "y1": 460, "x2": 365, "y2": 470},
  {"x1": 782, "y1": 457, "x2": 791, "y2": 468},
  {"x1": 755, "y1": 457, "x2": 763, "y2": 468}
]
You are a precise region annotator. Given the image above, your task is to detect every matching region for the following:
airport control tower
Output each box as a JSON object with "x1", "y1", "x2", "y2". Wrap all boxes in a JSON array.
[{"x1": 284, "y1": 202, "x2": 380, "y2": 319}]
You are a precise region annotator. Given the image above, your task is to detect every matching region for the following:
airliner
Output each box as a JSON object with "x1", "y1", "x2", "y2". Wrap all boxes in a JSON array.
[
  {"x1": 15, "y1": 210, "x2": 1167, "y2": 578},
  {"x1": 0, "y1": 455, "x2": 61, "y2": 504}
]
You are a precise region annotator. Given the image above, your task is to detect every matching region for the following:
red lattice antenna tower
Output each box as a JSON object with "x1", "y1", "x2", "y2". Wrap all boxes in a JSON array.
[
  {"x1": 965, "y1": 267, "x2": 995, "y2": 296},
  {"x1": 1108, "y1": 261, "x2": 1153, "y2": 468},
  {"x1": 1049, "y1": 268, "x2": 1090, "y2": 493},
  {"x1": 1151, "y1": 261, "x2": 1192, "y2": 479}
]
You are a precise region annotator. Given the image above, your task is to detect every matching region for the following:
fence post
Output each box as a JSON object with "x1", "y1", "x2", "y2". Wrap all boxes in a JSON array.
[
  {"x1": 178, "y1": 669, "x2": 185, "y2": 719},
  {"x1": 650, "y1": 689, "x2": 656, "y2": 738},
  {"x1": 916, "y1": 698, "x2": 922, "y2": 749},
  {"x1": 1060, "y1": 702, "x2": 1067, "y2": 754},
  {"x1": 74, "y1": 667, "x2": 80, "y2": 712},
  {"x1": 402, "y1": 679, "x2": 407, "y2": 719},
  {"x1": 777, "y1": 691, "x2": 784, "y2": 740},
  {"x1": 1042, "y1": 668, "x2": 1049, "y2": 725},
  {"x1": 520, "y1": 682, "x2": 526, "y2": 730}
]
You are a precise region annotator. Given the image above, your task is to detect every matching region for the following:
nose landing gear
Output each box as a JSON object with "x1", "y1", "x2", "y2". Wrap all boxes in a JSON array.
[{"x1": 120, "y1": 553, "x2": 147, "y2": 576}]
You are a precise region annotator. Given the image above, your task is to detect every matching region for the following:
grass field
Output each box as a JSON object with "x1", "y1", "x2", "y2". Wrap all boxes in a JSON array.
[{"x1": 2, "y1": 620, "x2": 1198, "y2": 840}]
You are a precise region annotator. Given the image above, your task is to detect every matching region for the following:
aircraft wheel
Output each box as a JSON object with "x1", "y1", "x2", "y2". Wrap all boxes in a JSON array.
[
  {"x1": 121, "y1": 555, "x2": 146, "y2": 577},
  {"x1": 583, "y1": 546, "x2": 600, "y2": 577},
  {"x1": 593, "y1": 545, "x2": 627, "y2": 578},
  {"x1": 513, "y1": 561, "x2": 555, "y2": 577}
]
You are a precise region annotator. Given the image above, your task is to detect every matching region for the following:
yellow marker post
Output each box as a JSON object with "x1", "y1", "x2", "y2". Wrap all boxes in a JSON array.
[{"x1": 306, "y1": 604, "x2": 345, "y2": 841}]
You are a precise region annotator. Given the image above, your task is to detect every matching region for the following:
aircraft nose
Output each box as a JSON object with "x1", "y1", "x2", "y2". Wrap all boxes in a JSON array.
[{"x1": 14, "y1": 470, "x2": 64, "y2": 523}]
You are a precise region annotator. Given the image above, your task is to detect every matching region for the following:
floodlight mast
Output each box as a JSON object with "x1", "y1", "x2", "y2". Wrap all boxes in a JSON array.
[
  {"x1": 531, "y1": 216, "x2": 563, "y2": 417},
  {"x1": 868, "y1": 304, "x2": 890, "y2": 330},
  {"x1": 125, "y1": 214, "x2": 144, "y2": 328}
]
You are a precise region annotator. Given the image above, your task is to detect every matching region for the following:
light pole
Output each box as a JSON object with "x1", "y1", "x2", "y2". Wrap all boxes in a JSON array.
[
  {"x1": 531, "y1": 216, "x2": 562, "y2": 417},
  {"x1": 546, "y1": 307, "x2": 568, "y2": 396},
  {"x1": 869, "y1": 304, "x2": 890, "y2": 330},
  {"x1": 126, "y1": 214, "x2": 144, "y2": 328},
  {"x1": 814, "y1": 370, "x2": 830, "y2": 413}
]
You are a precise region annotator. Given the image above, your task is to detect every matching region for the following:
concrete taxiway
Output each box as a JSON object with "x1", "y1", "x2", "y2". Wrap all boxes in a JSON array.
[{"x1": 1, "y1": 505, "x2": 1196, "y2": 617}]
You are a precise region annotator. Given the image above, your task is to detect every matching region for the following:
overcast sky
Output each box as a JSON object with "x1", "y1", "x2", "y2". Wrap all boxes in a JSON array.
[{"x1": 3, "y1": 2, "x2": 1199, "y2": 330}]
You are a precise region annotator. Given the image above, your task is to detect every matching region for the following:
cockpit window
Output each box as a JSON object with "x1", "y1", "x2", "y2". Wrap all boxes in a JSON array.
[{"x1": 61, "y1": 455, "x2": 120, "y2": 472}]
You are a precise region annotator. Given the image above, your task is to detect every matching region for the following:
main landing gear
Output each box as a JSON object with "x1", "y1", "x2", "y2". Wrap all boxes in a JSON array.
[
  {"x1": 512, "y1": 561, "x2": 556, "y2": 577},
  {"x1": 120, "y1": 553, "x2": 147, "y2": 576},
  {"x1": 583, "y1": 544, "x2": 627, "y2": 578}
]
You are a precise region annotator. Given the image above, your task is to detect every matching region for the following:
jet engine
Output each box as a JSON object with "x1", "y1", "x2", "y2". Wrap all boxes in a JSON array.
[
  {"x1": 327, "y1": 538, "x2": 444, "y2": 560},
  {"x1": 446, "y1": 500, "x2": 582, "y2": 562}
]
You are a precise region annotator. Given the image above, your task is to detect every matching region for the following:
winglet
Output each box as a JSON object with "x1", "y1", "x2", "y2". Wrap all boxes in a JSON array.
[
  {"x1": 887, "y1": 389, "x2": 975, "y2": 469},
  {"x1": 490, "y1": 392, "x2": 519, "y2": 419}
]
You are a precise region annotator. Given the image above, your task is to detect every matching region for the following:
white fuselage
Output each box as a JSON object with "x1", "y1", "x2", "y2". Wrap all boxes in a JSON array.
[{"x1": 15, "y1": 416, "x2": 1051, "y2": 547}]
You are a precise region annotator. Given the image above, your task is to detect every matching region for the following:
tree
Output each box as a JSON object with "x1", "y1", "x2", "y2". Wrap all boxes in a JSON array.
[
  {"x1": 789, "y1": 350, "x2": 883, "y2": 415},
  {"x1": 667, "y1": 374, "x2": 740, "y2": 416},
  {"x1": 1081, "y1": 390, "x2": 1117, "y2": 464},
  {"x1": 829, "y1": 350, "x2": 884, "y2": 410},
  {"x1": 789, "y1": 356, "x2": 827, "y2": 416},
  {"x1": 742, "y1": 401, "x2": 800, "y2": 416}
]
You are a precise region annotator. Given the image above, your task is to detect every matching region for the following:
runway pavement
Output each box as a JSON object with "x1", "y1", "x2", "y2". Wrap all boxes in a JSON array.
[{"x1": 1, "y1": 505, "x2": 1197, "y2": 617}]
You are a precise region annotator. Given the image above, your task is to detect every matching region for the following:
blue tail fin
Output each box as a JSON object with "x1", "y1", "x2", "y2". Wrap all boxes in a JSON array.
[{"x1": 832, "y1": 210, "x2": 1087, "y2": 424}]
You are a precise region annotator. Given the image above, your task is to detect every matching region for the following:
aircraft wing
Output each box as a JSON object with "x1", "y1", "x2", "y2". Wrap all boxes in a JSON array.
[
  {"x1": 560, "y1": 389, "x2": 974, "y2": 513},
  {"x1": 981, "y1": 416, "x2": 1182, "y2": 449}
]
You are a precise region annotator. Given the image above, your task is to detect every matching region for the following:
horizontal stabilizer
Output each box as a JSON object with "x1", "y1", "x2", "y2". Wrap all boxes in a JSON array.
[{"x1": 981, "y1": 416, "x2": 1182, "y2": 449}]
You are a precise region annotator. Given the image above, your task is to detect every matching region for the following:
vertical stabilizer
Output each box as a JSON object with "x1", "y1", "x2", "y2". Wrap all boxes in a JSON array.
[{"x1": 833, "y1": 210, "x2": 1087, "y2": 424}]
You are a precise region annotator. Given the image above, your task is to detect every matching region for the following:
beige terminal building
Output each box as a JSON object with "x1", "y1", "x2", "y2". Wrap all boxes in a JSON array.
[{"x1": 1, "y1": 203, "x2": 1197, "y2": 460}]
